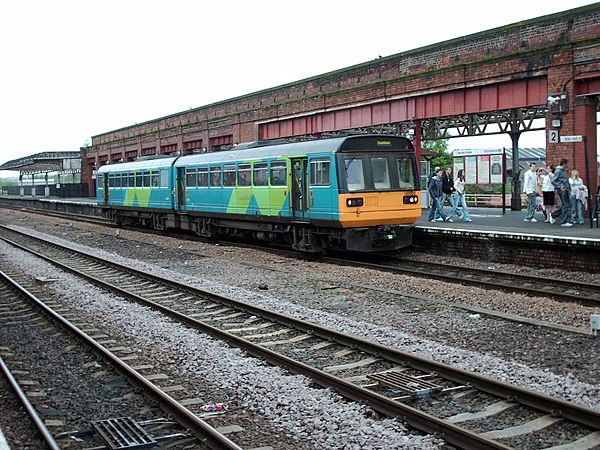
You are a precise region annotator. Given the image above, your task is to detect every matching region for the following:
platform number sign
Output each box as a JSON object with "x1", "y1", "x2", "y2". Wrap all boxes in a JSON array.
[{"x1": 548, "y1": 130, "x2": 559, "y2": 144}]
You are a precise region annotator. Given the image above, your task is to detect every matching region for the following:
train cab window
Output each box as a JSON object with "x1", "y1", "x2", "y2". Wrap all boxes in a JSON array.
[
  {"x1": 310, "y1": 159, "x2": 330, "y2": 186},
  {"x1": 223, "y1": 165, "x2": 236, "y2": 187},
  {"x1": 253, "y1": 162, "x2": 268, "y2": 186},
  {"x1": 160, "y1": 169, "x2": 169, "y2": 188},
  {"x1": 371, "y1": 157, "x2": 391, "y2": 189},
  {"x1": 237, "y1": 164, "x2": 251, "y2": 187},
  {"x1": 396, "y1": 156, "x2": 416, "y2": 189},
  {"x1": 128, "y1": 173, "x2": 136, "y2": 188},
  {"x1": 142, "y1": 171, "x2": 151, "y2": 187},
  {"x1": 135, "y1": 173, "x2": 142, "y2": 188},
  {"x1": 186, "y1": 168, "x2": 197, "y2": 188},
  {"x1": 210, "y1": 166, "x2": 222, "y2": 187},
  {"x1": 344, "y1": 157, "x2": 365, "y2": 191},
  {"x1": 198, "y1": 167, "x2": 209, "y2": 187},
  {"x1": 151, "y1": 171, "x2": 159, "y2": 187},
  {"x1": 270, "y1": 161, "x2": 287, "y2": 186}
]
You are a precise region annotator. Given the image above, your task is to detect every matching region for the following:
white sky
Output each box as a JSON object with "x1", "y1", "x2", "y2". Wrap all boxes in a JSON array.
[{"x1": 0, "y1": 0, "x2": 598, "y2": 175}]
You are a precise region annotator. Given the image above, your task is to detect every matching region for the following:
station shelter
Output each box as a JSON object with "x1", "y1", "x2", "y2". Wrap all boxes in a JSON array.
[{"x1": 0, "y1": 152, "x2": 87, "y2": 198}]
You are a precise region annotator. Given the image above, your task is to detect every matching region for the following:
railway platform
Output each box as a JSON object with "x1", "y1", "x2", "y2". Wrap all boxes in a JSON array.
[{"x1": 417, "y1": 206, "x2": 600, "y2": 239}]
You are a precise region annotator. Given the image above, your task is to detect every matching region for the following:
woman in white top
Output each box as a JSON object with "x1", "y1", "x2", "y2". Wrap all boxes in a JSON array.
[
  {"x1": 541, "y1": 166, "x2": 555, "y2": 224},
  {"x1": 569, "y1": 170, "x2": 584, "y2": 224},
  {"x1": 448, "y1": 169, "x2": 472, "y2": 222}
]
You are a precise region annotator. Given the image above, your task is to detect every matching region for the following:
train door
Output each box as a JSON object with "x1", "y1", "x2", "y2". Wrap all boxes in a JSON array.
[
  {"x1": 176, "y1": 167, "x2": 186, "y2": 208},
  {"x1": 291, "y1": 158, "x2": 308, "y2": 220},
  {"x1": 103, "y1": 173, "x2": 109, "y2": 204}
]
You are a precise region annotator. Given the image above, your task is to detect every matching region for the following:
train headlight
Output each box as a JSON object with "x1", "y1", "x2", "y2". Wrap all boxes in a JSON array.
[
  {"x1": 403, "y1": 195, "x2": 419, "y2": 204},
  {"x1": 346, "y1": 197, "x2": 364, "y2": 207}
]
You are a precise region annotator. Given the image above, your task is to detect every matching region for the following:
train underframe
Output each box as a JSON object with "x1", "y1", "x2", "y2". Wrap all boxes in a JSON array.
[{"x1": 104, "y1": 208, "x2": 412, "y2": 253}]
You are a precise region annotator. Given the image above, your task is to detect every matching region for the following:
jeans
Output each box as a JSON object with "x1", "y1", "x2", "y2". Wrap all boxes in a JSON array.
[
  {"x1": 449, "y1": 192, "x2": 470, "y2": 220},
  {"x1": 525, "y1": 192, "x2": 537, "y2": 220},
  {"x1": 570, "y1": 195, "x2": 583, "y2": 223},
  {"x1": 557, "y1": 189, "x2": 571, "y2": 224},
  {"x1": 427, "y1": 196, "x2": 447, "y2": 221}
]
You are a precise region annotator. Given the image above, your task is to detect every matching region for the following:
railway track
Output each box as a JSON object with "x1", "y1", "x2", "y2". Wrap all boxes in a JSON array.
[
  {"x1": 1, "y1": 226, "x2": 599, "y2": 449},
  {"x1": 3, "y1": 204, "x2": 599, "y2": 307},
  {"x1": 320, "y1": 254, "x2": 600, "y2": 307},
  {"x1": 0, "y1": 269, "x2": 242, "y2": 450}
]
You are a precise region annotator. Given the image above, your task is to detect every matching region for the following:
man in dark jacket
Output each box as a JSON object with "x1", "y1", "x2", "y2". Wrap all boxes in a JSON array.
[
  {"x1": 427, "y1": 169, "x2": 449, "y2": 222},
  {"x1": 441, "y1": 167, "x2": 456, "y2": 212}
]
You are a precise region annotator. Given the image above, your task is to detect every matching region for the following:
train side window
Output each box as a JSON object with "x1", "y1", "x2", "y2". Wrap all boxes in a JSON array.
[
  {"x1": 344, "y1": 157, "x2": 365, "y2": 191},
  {"x1": 238, "y1": 164, "x2": 251, "y2": 187},
  {"x1": 135, "y1": 172, "x2": 142, "y2": 188},
  {"x1": 186, "y1": 167, "x2": 197, "y2": 188},
  {"x1": 160, "y1": 169, "x2": 169, "y2": 188},
  {"x1": 210, "y1": 166, "x2": 222, "y2": 187},
  {"x1": 97, "y1": 176, "x2": 103, "y2": 188},
  {"x1": 198, "y1": 167, "x2": 209, "y2": 187},
  {"x1": 310, "y1": 158, "x2": 330, "y2": 186},
  {"x1": 223, "y1": 164, "x2": 236, "y2": 187},
  {"x1": 151, "y1": 171, "x2": 159, "y2": 187},
  {"x1": 128, "y1": 173, "x2": 136, "y2": 188},
  {"x1": 114, "y1": 174, "x2": 120, "y2": 188},
  {"x1": 371, "y1": 157, "x2": 391, "y2": 189},
  {"x1": 253, "y1": 162, "x2": 268, "y2": 186},
  {"x1": 142, "y1": 171, "x2": 151, "y2": 187},
  {"x1": 270, "y1": 161, "x2": 287, "y2": 186},
  {"x1": 396, "y1": 156, "x2": 416, "y2": 189},
  {"x1": 109, "y1": 174, "x2": 115, "y2": 187}
]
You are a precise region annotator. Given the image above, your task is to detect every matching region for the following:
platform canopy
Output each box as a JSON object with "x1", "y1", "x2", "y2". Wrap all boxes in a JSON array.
[{"x1": 0, "y1": 152, "x2": 81, "y2": 174}]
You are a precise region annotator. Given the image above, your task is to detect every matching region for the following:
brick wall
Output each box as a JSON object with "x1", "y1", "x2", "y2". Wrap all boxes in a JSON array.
[
  {"x1": 412, "y1": 230, "x2": 600, "y2": 273},
  {"x1": 88, "y1": 5, "x2": 600, "y2": 182}
]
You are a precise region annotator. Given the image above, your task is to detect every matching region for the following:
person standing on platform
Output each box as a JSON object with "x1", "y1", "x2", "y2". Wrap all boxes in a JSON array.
[
  {"x1": 523, "y1": 162, "x2": 538, "y2": 222},
  {"x1": 427, "y1": 169, "x2": 449, "y2": 222},
  {"x1": 441, "y1": 167, "x2": 455, "y2": 214},
  {"x1": 552, "y1": 158, "x2": 572, "y2": 227},
  {"x1": 449, "y1": 169, "x2": 472, "y2": 222},
  {"x1": 542, "y1": 165, "x2": 556, "y2": 224},
  {"x1": 428, "y1": 166, "x2": 441, "y2": 219},
  {"x1": 569, "y1": 170, "x2": 584, "y2": 225}
]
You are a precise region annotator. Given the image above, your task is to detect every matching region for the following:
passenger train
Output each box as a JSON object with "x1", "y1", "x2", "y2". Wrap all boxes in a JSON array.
[{"x1": 96, "y1": 135, "x2": 421, "y2": 252}]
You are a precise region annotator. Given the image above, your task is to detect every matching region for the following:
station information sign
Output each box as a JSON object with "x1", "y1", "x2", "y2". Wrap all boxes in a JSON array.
[{"x1": 452, "y1": 148, "x2": 504, "y2": 185}]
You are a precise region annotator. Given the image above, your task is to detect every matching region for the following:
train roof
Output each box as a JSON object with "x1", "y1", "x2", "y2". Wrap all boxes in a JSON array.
[
  {"x1": 96, "y1": 135, "x2": 413, "y2": 173},
  {"x1": 175, "y1": 135, "x2": 413, "y2": 167},
  {"x1": 96, "y1": 156, "x2": 178, "y2": 174}
]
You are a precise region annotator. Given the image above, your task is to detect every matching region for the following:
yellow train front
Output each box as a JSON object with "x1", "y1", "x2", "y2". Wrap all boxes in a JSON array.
[
  {"x1": 96, "y1": 134, "x2": 421, "y2": 253},
  {"x1": 316, "y1": 135, "x2": 421, "y2": 252}
]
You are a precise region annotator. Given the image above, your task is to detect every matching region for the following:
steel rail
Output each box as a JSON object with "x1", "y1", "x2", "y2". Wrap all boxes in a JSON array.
[
  {"x1": 0, "y1": 354, "x2": 61, "y2": 450},
  {"x1": 2, "y1": 229, "x2": 600, "y2": 449},
  {"x1": 0, "y1": 269, "x2": 243, "y2": 450}
]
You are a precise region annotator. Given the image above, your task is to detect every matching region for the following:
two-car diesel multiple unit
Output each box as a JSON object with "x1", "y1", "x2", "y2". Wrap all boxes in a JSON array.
[{"x1": 96, "y1": 135, "x2": 421, "y2": 252}]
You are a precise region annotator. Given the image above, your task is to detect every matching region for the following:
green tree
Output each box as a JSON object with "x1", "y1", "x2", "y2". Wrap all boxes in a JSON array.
[{"x1": 423, "y1": 139, "x2": 452, "y2": 170}]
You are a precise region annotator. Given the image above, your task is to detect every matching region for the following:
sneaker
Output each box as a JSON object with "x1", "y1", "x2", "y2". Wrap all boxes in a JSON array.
[
  {"x1": 435, "y1": 218, "x2": 444, "y2": 222},
  {"x1": 465, "y1": 219, "x2": 472, "y2": 222},
  {"x1": 561, "y1": 222, "x2": 573, "y2": 227},
  {"x1": 524, "y1": 218, "x2": 530, "y2": 222},
  {"x1": 445, "y1": 218, "x2": 453, "y2": 222},
  {"x1": 429, "y1": 219, "x2": 436, "y2": 222},
  {"x1": 530, "y1": 218, "x2": 537, "y2": 223},
  {"x1": 579, "y1": 222, "x2": 584, "y2": 225}
]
